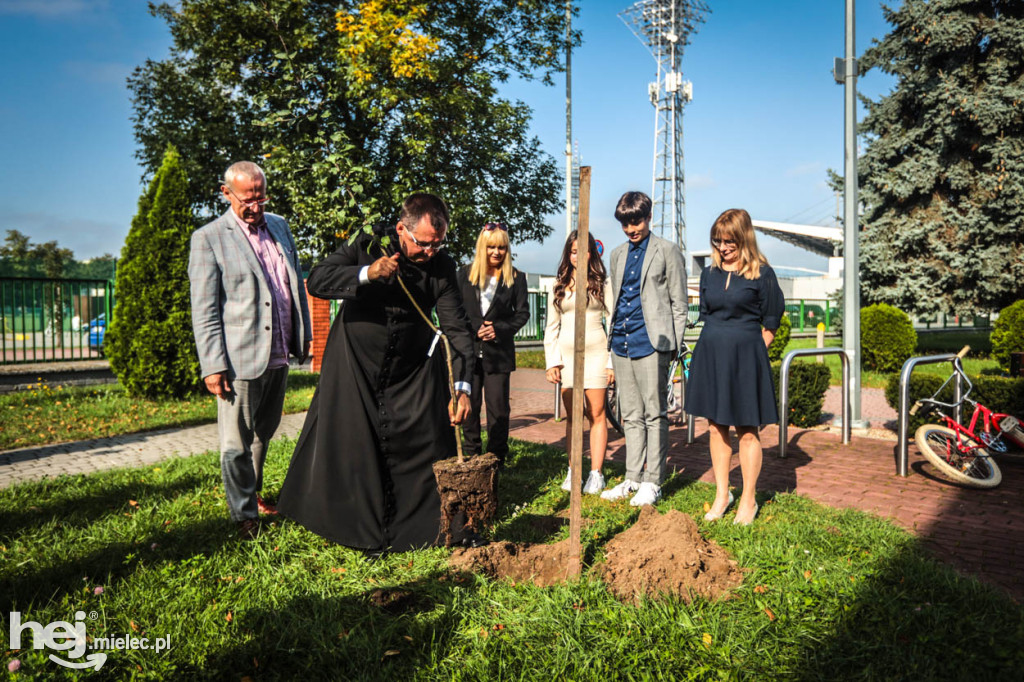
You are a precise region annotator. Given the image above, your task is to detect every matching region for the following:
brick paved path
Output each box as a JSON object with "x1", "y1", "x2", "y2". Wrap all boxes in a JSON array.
[{"x1": 2, "y1": 369, "x2": 1021, "y2": 600}]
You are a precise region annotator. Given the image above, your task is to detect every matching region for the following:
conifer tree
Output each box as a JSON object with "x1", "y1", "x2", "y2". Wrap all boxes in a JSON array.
[
  {"x1": 106, "y1": 146, "x2": 201, "y2": 398},
  {"x1": 858, "y1": 0, "x2": 1024, "y2": 315}
]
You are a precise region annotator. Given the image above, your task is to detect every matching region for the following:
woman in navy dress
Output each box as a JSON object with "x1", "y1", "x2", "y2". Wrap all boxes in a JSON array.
[{"x1": 684, "y1": 208, "x2": 785, "y2": 526}]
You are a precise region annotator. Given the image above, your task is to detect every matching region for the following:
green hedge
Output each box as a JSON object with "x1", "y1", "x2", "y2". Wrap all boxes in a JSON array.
[
  {"x1": 772, "y1": 361, "x2": 831, "y2": 428},
  {"x1": 767, "y1": 315, "x2": 791, "y2": 364},
  {"x1": 991, "y1": 299, "x2": 1024, "y2": 373},
  {"x1": 861, "y1": 303, "x2": 917, "y2": 373},
  {"x1": 885, "y1": 372, "x2": 1024, "y2": 433}
]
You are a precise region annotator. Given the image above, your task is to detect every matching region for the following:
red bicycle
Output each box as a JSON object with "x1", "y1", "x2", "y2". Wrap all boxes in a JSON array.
[{"x1": 911, "y1": 346, "x2": 1024, "y2": 488}]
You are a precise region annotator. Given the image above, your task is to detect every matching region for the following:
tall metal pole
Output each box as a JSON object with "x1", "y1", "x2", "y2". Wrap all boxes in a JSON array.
[
  {"x1": 565, "y1": 1, "x2": 573, "y2": 239},
  {"x1": 841, "y1": 0, "x2": 866, "y2": 427}
]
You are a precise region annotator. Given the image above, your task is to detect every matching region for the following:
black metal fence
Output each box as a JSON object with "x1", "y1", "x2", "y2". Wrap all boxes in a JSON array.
[{"x1": 1, "y1": 277, "x2": 113, "y2": 365}]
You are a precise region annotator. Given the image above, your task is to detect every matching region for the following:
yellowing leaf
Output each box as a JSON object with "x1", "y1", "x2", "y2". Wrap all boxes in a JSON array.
[
  {"x1": 702, "y1": 501, "x2": 711, "y2": 513},
  {"x1": 702, "y1": 633, "x2": 712, "y2": 649},
  {"x1": 804, "y1": 570, "x2": 812, "y2": 580}
]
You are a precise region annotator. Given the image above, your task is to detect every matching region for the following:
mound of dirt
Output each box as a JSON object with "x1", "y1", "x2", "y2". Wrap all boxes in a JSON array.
[
  {"x1": 450, "y1": 539, "x2": 572, "y2": 587},
  {"x1": 596, "y1": 506, "x2": 743, "y2": 604}
]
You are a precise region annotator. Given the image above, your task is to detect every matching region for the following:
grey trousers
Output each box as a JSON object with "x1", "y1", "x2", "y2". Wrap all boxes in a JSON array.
[
  {"x1": 217, "y1": 366, "x2": 289, "y2": 522},
  {"x1": 611, "y1": 350, "x2": 671, "y2": 485}
]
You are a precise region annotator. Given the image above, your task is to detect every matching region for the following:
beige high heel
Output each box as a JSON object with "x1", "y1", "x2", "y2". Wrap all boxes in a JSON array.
[{"x1": 703, "y1": 491, "x2": 734, "y2": 521}]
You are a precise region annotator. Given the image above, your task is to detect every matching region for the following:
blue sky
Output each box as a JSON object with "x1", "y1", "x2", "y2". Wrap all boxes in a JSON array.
[{"x1": 0, "y1": 0, "x2": 896, "y2": 275}]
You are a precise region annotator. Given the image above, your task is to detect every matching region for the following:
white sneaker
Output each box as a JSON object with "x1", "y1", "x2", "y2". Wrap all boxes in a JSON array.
[
  {"x1": 629, "y1": 482, "x2": 662, "y2": 507},
  {"x1": 582, "y1": 470, "x2": 606, "y2": 495},
  {"x1": 600, "y1": 479, "x2": 639, "y2": 501},
  {"x1": 560, "y1": 468, "x2": 572, "y2": 492}
]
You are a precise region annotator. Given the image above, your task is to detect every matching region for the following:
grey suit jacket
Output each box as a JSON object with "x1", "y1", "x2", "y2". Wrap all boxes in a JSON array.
[
  {"x1": 609, "y1": 233, "x2": 689, "y2": 354},
  {"x1": 188, "y1": 210, "x2": 312, "y2": 381}
]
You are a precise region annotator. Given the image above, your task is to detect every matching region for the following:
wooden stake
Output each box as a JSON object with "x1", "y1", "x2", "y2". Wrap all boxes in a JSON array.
[{"x1": 567, "y1": 166, "x2": 591, "y2": 578}]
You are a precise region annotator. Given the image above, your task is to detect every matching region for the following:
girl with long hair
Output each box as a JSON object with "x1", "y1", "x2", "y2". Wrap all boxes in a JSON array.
[
  {"x1": 684, "y1": 208, "x2": 785, "y2": 526},
  {"x1": 456, "y1": 223, "x2": 529, "y2": 466},
  {"x1": 543, "y1": 230, "x2": 614, "y2": 494}
]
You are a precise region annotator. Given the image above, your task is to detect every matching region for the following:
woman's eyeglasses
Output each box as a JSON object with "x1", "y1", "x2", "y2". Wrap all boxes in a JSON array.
[
  {"x1": 711, "y1": 238, "x2": 737, "y2": 248},
  {"x1": 483, "y1": 222, "x2": 507, "y2": 232}
]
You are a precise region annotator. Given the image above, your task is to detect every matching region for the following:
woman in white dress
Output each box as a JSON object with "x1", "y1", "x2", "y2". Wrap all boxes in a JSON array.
[{"x1": 543, "y1": 231, "x2": 614, "y2": 494}]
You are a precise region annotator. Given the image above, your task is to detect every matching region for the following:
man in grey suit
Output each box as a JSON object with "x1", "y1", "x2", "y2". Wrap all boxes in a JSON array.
[
  {"x1": 600, "y1": 191, "x2": 688, "y2": 506},
  {"x1": 188, "y1": 161, "x2": 311, "y2": 539}
]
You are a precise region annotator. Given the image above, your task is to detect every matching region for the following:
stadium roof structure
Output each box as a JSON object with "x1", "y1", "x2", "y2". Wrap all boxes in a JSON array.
[{"x1": 752, "y1": 220, "x2": 842, "y2": 258}]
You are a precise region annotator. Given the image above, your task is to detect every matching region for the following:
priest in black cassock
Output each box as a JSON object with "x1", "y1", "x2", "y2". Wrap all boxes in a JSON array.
[{"x1": 277, "y1": 193, "x2": 479, "y2": 553}]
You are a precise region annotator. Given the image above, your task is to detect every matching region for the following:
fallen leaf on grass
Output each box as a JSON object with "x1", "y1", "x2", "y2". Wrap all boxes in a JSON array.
[
  {"x1": 128, "y1": 500, "x2": 139, "y2": 508},
  {"x1": 754, "y1": 585, "x2": 766, "y2": 594},
  {"x1": 702, "y1": 633, "x2": 712, "y2": 649},
  {"x1": 225, "y1": 612, "x2": 233, "y2": 623},
  {"x1": 330, "y1": 567, "x2": 346, "y2": 574},
  {"x1": 702, "y1": 502, "x2": 711, "y2": 513},
  {"x1": 402, "y1": 636, "x2": 413, "y2": 642},
  {"x1": 804, "y1": 570, "x2": 812, "y2": 580},
  {"x1": 478, "y1": 629, "x2": 488, "y2": 639},
  {"x1": 382, "y1": 650, "x2": 401, "y2": 659},
  {"x1": 764, "y1": 608, "x2": 776, "y2": 622},
  {"x1": 130, "y1": 621, "x2": 138, "y2": 632}
]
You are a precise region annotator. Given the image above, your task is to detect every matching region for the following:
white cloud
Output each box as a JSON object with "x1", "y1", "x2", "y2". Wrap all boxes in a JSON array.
[
  {"x1": 784, "y1": 162, "x2": 823, "y2": 178},
  {"x1": 63, "y1": 60, "x2": 131, "y2": 85},
  {"x1": 0, "y1": 0, "x2": 107, "y2": 17},
  {"x1": 687, "y1": 173, "x2": 716, "y2": 189}
]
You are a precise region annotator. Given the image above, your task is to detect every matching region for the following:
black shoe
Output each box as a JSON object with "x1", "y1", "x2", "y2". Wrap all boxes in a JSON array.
[
  {"x1": 459, "y1": 531, "x2": 489, "y2": 548},
  {"x1": 362, "y1": 548, "x2": 388, "y2": 561}
]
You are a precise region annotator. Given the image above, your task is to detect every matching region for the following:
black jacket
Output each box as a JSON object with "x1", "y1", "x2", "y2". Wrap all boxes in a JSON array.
[{"x1": 456, "y1": 265, "x2": 530, "y2": 374}]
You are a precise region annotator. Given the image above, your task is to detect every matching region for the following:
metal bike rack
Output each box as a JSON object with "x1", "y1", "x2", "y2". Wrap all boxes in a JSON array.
[
  {"x1": 779, "y1": 348, "x2": 851, "y2": 458},
  {"x1": 896, "y1": 353, "x2": 964, "y2": 477}
]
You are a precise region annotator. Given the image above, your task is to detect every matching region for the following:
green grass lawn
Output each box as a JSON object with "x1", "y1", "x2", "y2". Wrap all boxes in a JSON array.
[
  {"x1": 0, "y1": 373, "x2": 319, "y2": 451},
  {"x1": 2, "y1": 437, "x2": 1021, "y2": 680}
]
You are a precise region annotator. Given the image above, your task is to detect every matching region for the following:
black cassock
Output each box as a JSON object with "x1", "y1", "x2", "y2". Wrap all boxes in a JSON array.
[{"x1": 277, "y1": 232, "x2": 475, "y2": 552}]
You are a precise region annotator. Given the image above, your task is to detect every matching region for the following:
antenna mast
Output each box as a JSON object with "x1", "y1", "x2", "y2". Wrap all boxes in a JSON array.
[{"x1": 619, "y1": 0, "x2": 709, "y2": 256}]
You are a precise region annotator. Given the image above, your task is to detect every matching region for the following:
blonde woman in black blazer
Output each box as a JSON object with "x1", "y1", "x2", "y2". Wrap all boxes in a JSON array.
[{"x1": 457, "y1": 223, "x2": 530, "y2": 466}]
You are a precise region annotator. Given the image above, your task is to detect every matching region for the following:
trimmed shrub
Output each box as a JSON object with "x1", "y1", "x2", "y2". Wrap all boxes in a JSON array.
[
  {"x1": 766, "y1": 314, "x2": 791, "y2": 364},
  {"x1": 991, "y1": 300, "x2": 1024, "y2": 373},
  {"x1": 106, "y1": 146, "x2": 201, "y2": 398},
  {"x1": 861, "y1": 303, "x2": 917, "y2": 372},
  {"x1": 772, "y1": 361, "x2": 831, "y2": 428},
  {"x1": 885, "y1": 372, "x2": 1024, "y2": 433}
]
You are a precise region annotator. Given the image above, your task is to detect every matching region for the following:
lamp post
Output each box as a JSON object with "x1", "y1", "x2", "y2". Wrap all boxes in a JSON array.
[{"x1": 833, "y1": 0, "x2": 868, "y2": 428}]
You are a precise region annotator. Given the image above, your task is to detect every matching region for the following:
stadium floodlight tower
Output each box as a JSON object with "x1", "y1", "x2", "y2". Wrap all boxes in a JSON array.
[{"x1": 619, "y1": 0, "x2": 709, "y2": 255}]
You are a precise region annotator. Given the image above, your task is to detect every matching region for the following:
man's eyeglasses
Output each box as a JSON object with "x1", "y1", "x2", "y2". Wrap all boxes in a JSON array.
[
  {"x1": 711, "y1": 238, "x2": 737, "y2": 248},
  {"x1": 405, "y1": 229, "x2": 447, "y2": 252},
  {"x1": 224, "y1": 185, "x2": 270, "y2": 210},
  {"x1": 483, "y1": 222, "x2": 507, "y2": 232}
]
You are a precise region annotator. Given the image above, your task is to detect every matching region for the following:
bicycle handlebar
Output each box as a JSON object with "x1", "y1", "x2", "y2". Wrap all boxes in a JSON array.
[{"x1": 956, "y1": 345, "x2": 971, "y2": 360}]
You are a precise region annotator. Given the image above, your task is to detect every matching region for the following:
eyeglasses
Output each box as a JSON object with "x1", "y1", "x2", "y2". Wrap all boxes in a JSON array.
[
  {"x1": 483, "y1": 222, "x2": 507, "y2": 232},
  {"x1": 224, "y1": 185, "x2": 270, "y2": 210},
  {"x1": 404, "y1": 228, "x2": 448, "y2": 252},
  {"x1": 711, "y1": 238, "x2": 737, "y2": 248}
]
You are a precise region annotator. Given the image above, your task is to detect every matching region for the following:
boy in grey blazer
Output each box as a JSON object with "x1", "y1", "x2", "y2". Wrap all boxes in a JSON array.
[
  {"x1": 188, "y1": 161, "x2": 311, "y2": 538},
  {"x1": 601, "y1": 191, "x2": 688, "y2": 506}
]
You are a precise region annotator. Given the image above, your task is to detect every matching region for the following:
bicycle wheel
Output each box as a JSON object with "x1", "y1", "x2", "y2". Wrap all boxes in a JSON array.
[
  {"x1": 605, "y1": 383, "x2": 623, "y2": 435},
  {"x1": 990, "y1": 414, "x2": 1024, "y2": 457},
  {"x1": 914, "y1": 424, "x2": 1002, "y2": 488}
]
